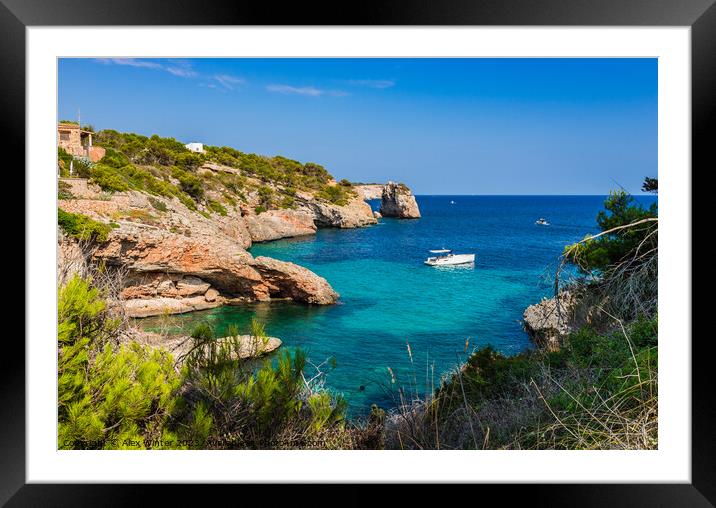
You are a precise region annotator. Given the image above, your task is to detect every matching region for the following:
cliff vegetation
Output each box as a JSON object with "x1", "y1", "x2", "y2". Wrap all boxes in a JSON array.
[{"x1": 86, "y1": 130, "x2": 356, "y2": 211}]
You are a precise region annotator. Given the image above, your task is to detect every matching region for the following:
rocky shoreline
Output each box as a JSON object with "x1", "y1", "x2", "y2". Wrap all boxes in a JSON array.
[
  {"x1": 59, "y1": 176, "x2": 421, "y2": 319},
  {"x1": 60, "y1": 174, "x2": 567, "y2": 357},
  {"x1": 124, "y1": 327, "x2": 282, "y2": 365}
]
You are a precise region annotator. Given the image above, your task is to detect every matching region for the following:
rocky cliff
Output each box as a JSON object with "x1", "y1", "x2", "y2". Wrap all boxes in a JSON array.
[
  {"x1": 59, "y1": 182, "x2": 338, "y2": 317},
  {"x1": 92, "y1": 226, "x2": 338, "y2": 317},
  {"x1": 353, "y1": 184, "x2": 384, "y2": 200},
  {"x1": 246, "y1": 209, "x2": 317, "y2": 242},
  {"x1": 380, "y1": 182, "x2": 421, "y2": 218},
  {"x1": 299, "y1": 193, "x2": 377, "y2": 229}
]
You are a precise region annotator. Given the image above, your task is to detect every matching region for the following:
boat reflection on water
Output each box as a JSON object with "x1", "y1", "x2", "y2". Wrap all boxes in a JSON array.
[{"x1": 431, "y1": 261, "x2": 475, "y2": 270}]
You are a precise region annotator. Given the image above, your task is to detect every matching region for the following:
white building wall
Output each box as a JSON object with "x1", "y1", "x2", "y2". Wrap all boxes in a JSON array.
[{"x1": 185, "y1": 142, "x2": 205, "y2": 154}]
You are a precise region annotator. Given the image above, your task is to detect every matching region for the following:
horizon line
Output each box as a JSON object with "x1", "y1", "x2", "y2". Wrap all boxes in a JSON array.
[{"x1": 386, "y1": 193, "x2": 658, "y2": 197}]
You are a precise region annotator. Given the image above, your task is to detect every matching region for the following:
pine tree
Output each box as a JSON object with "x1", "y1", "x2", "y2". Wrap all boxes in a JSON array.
[{"x1": 57, "y1": 276, "x2": 182, "y2": 449}]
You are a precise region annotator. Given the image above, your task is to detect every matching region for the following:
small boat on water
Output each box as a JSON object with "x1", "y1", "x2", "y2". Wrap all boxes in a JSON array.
[
  {"x1": 535, "y1": 218, "x2": 550, "y2": 226},
  {"x1": 424, "y1": 249, "x2": 475, "y2": 266}
]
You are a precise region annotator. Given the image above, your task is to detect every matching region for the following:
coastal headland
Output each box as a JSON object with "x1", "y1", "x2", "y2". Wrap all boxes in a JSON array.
[{"x1": 58, "y1": 130, "x2": 421, "y2": 320}]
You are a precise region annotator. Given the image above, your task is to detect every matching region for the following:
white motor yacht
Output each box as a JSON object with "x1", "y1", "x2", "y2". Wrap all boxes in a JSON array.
[
  {"x1": 535, "y1": 218, "x2": 550, "y2": 226},
  {"x1": 424, "y1": 249, "x2": 475, "y2": 266}
]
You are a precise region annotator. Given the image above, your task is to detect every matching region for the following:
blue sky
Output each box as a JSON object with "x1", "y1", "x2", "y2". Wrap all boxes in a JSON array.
[{"x1": 58, "y1": 58, "x2": 657, "y2": 195}]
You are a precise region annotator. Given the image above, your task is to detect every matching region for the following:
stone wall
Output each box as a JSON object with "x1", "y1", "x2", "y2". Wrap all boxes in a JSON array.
[
  {"x1": 57, "y1": 124, "x2": 105, "y2": 161},
  {"x1": 58, "y1": 125, "x2": 83, "y2": 157}
]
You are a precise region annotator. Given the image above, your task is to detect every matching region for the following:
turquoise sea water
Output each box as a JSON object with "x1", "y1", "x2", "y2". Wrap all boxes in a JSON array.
[{"x1": 140, "y1": 195, "x2": 657, "y2": 415}]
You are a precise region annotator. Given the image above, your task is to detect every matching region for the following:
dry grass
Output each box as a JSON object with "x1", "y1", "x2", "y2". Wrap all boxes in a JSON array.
[
  {"x1": 58, "y1": 232, "x2": 137, "y2": 353},
  {"x1": 555, "y1": 218, "x2": 658, "y2": 331},
  {"x1": 382, "y1": 328, "x2": 657, "y2": 450}
]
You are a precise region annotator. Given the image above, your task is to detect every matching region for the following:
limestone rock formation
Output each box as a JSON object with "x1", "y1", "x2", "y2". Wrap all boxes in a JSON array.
[
  {"x1": 58, "y1": 231, "x2": 90, "y2": 284},
  {"x1": 58, "y1": 185, "x2": 253, "y2": 249},
  {"x1": 195, "y1": 335, "x2": 282, "y2": 362},
  {"x1": 353, "y1": 184, "x2": 384, "y2": 200},
  {"x1": 302, "y1": 194, "x2": 378, "y2": 229},
  {"x1": 121, "y1": 273, "x2": 212, "y2": 299},
  {"x1": 126, "y1": 327, "x2": 282, "y2": 364},
  {"x1": 303, "y1": 192, "x2": 378, "y2": 228},
  {"x1": 380, "y1": 182, "x2": 421, "y2": 219},
  {"x1": 246, "y1": 209, "x2": 317, "y2": 242},
  {"x1": 252, "y1": 256, "x2": 339, "y2": 304},
  {"x1": 197, "y1": 161, "x2": 241, "y2": 176},
  {"x1": 89, "y1": 225, "x2": 338, "y2": 316},
  {"x1": 59, "y1": 174, "x2": 417, "y2": 316},
  {"x1": 124, "y1": 295, "x2": 223, "y2": 318},
  {"x1": 522, "y1": 292, "x2": 576, "y2": 351}
]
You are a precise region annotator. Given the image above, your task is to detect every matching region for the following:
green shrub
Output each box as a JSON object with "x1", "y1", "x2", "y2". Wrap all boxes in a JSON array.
[
  {"x1": 148, "y1": 196, "x2": 168, "y2": 212},
  {"x1": 191, "y1": 322, "x2": 214, "y2": 342},
  {"x1": 223, "y1": 193, "x2": 237, "y2": 208},
  {"x1": 58, "y1": 180, "x2": 74, "y2": 200},
  {"x1": 317, "y1": 183, "x2": 354, "y2": 206},
  {"x1": 58, "y1": 209, "x2": 112, "y2": 243},
  {"x1": 565, "y1": 189, "x2": 657, "y2": 272},
  {"x1": 172, "y1": 167, "x2": 204, "y2": 200},
  {"x1": 217, "y1": 173, "x2": 246, "y2": 195},
  {"x1": 628, "y1": 314, "x2": 658, "y2": 348},
  {"x1": 57, "y1": 149, "x2": 94, "y2": 178},
  {"x1": 207, "y1": 200, "x2": 228, "y2": 216},
  {"x1": 203, "y1": 145, "x2": 333, "y2": 192},
  {"x1": 58, "y1": 276, "x2": 182, "y2": 449},
  {"x1": 406, "y1": 314, "x2": 659, "y2": 450},
  {"x1": 176, "y1": 192, "x2": 197, "y2": 211},
  {"x1": 90, "y1": 164, "x2": 130, "y2": 192},
  {"x1": 257, "y1": 185, "x2": 274, "y2": 209},
  {"x1": 99, "y1": 148, "x2": 131, "y2": 169},
  {"x1": 176, "y1": 152, "x2": 204, "y2": 170},
  {"x1": 55, "y1": 279, "x2": 363, "y2": 450},
  {"x1": 58, "y1": 148, "x2": 73, "y2": 177},
  {"x1": 279, "y1": 194, "x2": 295, "y2": 209},
  {"x1": 177, "y1": 346, "x2": 348, "y2": 449},
  {"x1": 88, "y1": 128, "x2": 354, "y2": 215}
]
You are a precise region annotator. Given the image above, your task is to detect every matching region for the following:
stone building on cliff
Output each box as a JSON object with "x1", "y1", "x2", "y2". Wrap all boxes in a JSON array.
[{"x1": 57, "y1": 122, "x2": 106, "y2": 162}]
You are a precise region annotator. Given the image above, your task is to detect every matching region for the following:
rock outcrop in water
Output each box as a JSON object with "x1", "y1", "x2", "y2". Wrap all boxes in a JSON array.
[
  {"x1": 127, "y1": 327, "x2": 282, "y2": 364},
  {"x1": 380, "y1": 182, "x2": 421, "y2": 219},
  {"x1": 301, "y1": 193, "x2": 378, "y2": 229},
  {"x1": 353, "y1": 184, "x2": 385, "y2": 200}
]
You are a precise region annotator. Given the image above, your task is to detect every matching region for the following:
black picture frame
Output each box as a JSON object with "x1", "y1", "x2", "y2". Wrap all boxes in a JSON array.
[{"x1": 4, "y1": 0, "x2": 712, "y2": 504}]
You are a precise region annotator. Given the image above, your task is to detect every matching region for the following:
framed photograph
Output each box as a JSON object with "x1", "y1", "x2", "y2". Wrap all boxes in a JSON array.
[{"x1": 7, "y1": 0, "x2": 713, "y2": 502}]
